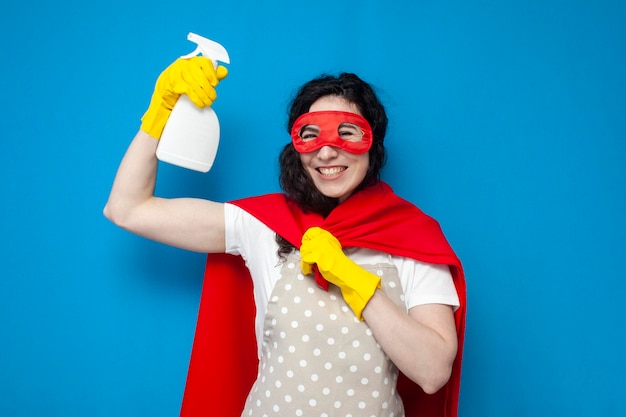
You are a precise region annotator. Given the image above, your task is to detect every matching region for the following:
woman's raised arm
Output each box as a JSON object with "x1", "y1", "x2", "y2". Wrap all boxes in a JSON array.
[{"x1": 104, "y1": 57, "x2": 229, "y2": 253}]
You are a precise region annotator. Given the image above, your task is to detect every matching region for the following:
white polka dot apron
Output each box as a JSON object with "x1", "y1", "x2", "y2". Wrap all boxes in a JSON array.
[{"x1": 242, "y1": 251, "x2": 407, "y2": 417}]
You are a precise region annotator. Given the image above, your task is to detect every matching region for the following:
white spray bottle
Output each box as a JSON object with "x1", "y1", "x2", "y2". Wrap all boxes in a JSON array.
[{"x1": 156, "y1": 33, "x2": 230, "y2": 172}]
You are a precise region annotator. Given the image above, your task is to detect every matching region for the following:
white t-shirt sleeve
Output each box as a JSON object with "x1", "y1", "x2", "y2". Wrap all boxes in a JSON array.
[
  {"x1": 224, "y1": 203, "x2": 277, "y2": 258},
  {"x1": 350, "y1": 249, "x2": 459, "y2": 311},
  {"x1": 395, "y1": 256, "x2": 460, "y2": 311}
]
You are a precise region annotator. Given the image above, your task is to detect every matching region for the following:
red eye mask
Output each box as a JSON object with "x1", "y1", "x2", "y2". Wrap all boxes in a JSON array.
[{"x1": 290, "y1": 111, "x2": 373, "y2": 154}]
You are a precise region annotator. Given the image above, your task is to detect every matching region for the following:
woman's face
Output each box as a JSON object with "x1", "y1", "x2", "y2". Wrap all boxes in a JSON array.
[{"x1": 299, "y1": 96, "x2": 370, "y2": 203}]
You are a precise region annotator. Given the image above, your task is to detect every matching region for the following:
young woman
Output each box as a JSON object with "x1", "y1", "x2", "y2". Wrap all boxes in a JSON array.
[{"x1": 104, "y1": 57, "x2": 465, "y2": 417}]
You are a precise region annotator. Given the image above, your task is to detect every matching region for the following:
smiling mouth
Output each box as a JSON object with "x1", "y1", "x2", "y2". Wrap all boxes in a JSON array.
[{"x1": 317, "y1": 167, "x2": 346, "y2": 176}]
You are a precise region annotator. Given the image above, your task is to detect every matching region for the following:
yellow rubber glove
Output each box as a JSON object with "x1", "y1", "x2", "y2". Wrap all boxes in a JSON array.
[
  {"x1": 140, "y1": 56, "x2": 228, "y2": 139},
  {"x1": 300, "y1": 227, "x2": 382, "y2": 320}
]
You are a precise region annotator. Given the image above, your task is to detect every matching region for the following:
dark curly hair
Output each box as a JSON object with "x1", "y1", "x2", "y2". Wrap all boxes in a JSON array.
[{"x1": 276, "y1": 73, "x2": 388, "y2": 256}]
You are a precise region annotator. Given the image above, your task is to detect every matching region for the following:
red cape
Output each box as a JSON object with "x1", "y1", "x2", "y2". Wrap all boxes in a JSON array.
[{"x1": 180, "y1": 182, "x2": 466, "y2": 417}]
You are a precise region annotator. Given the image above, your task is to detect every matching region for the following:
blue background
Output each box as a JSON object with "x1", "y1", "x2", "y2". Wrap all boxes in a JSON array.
[{"x1": 2, "y1": 1, "x2": 625, "y2": 416}]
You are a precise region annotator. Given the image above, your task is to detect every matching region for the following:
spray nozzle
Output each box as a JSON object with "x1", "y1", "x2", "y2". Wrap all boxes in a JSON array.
[{"x1": 180, "y1": 32, "x2": 230, "y2": 68}]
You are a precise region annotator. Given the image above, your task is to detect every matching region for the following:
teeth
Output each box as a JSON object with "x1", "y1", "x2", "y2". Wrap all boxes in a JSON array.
[{"x1": 319, "y1": 167, "x2": 345, "y2": 176}]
